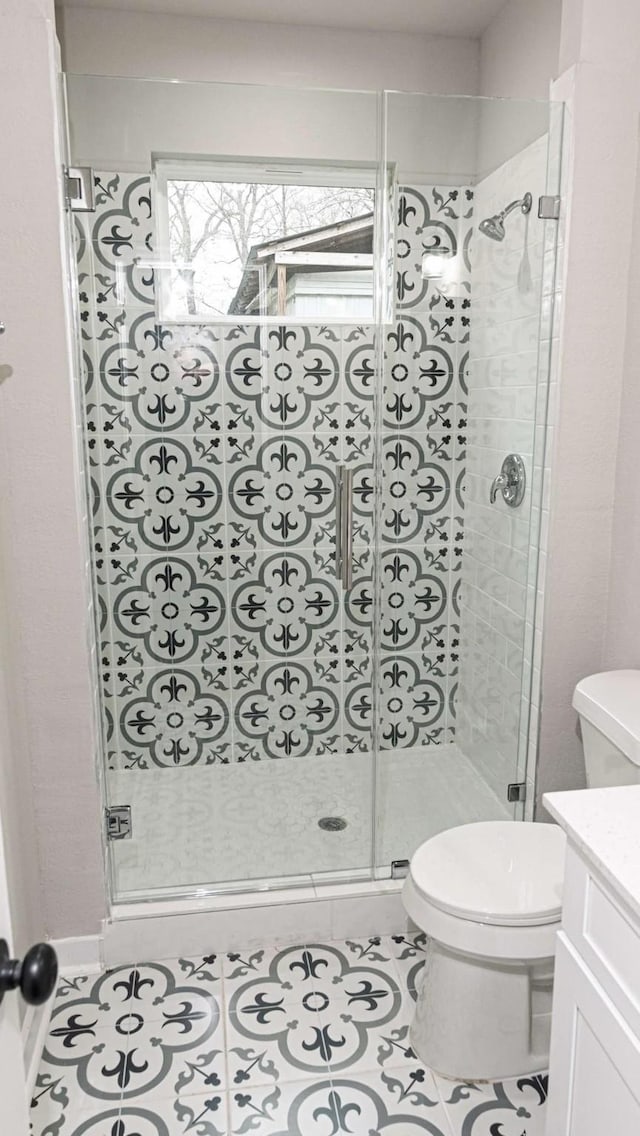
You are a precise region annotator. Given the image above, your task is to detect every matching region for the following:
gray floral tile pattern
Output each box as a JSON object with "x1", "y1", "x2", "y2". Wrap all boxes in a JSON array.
[
  {"x1": 31, "y1": 938, "x2": 549, "y2": 1135},
  {"x1": 78, "y1": 173, "x2": 470, "y2": 766}
]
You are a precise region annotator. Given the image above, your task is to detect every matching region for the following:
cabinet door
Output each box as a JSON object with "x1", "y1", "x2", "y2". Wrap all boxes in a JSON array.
[{"x1": 546, "y1": 933, "x2": 640, "y2": 1135}]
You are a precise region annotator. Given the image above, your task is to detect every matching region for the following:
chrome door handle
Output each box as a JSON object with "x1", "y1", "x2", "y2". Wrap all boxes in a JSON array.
[
  {"x1": 335, "y1": 465, "x2": 354, "y2": 591},
  {"x1": 335, "y1": 466, "x2": 343, "y2": 581},
  {"x1": 489, "y1": 453, "x2": 526, "y2": 508},
  {"x1": 341, "y1": 467, "x2": 354, "y2": 591}
]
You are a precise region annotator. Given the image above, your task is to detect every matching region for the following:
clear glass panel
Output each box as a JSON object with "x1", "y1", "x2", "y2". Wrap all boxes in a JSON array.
[
  {"x1": 66, "y1": 75, "x2": 382, "y2": 900},
  {"x1": 374, "y1": 92, "x2": 562, "y2": 870},
  {"x1": 65, "y1": 74, "x2": 562, "y2": 903}
]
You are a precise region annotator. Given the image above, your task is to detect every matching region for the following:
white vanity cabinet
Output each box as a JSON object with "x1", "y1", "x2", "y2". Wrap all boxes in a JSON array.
[{"x1": 544, "y1": 789, "x2": 640, "y2": 1135}]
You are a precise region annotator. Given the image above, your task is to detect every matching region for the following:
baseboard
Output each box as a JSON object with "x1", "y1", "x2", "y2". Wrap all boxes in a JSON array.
[
  {"x1": 46, "y1": 887, "x2": 407, "y2": 972},
  {"x1": 51, "y1": 933, "x2": 103, "y2": 975}
]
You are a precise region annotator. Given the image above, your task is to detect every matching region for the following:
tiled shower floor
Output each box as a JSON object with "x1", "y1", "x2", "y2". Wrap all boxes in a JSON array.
[
  {"x1": 109, "y1": 745, "x2": 510, "y2": 897},
  {"x1": 31, "y1": 934, "x2": 548, "y2": 1135}
]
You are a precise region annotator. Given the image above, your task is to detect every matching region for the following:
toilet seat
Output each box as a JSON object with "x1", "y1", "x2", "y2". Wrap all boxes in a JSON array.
[
  {"x1": 409, "y1": 821, "x2": 566, "y2": 926},
  {"x1": 403, "y1": 821, "x2": 566, "y2": 961}
]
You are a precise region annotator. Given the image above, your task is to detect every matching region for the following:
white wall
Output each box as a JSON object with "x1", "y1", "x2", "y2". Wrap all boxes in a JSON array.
[
  {"x1": 474, "y1": 0, "x2": 561, "y2": 179},
  {"x1": 0, "y1": 0, "x2": 105, "y2": 941},
  {"x1": 60, "y1": 5, "x2": 483, "y2": 187},
  {"x1": 57, "y1": 5, "x2": 480, "y2": 95},
  {"x1": 604, "y1": 167, "x2": 640, "y2": 669},
  {"x1": 480, "y1": 0, "x2": 562, "y2": 98},
  {"x1": 0, "y1": 563, "x2": 41, "y2": 959},
  {"x1": 475, "y1": 0, "x2": 640, "y2": 810},
  {"x1": 536, "y1": 0, "x2": 640, "y2": 806},
  {"x1": 602, "y1": 0, "x2": 640, "y2": 668}
]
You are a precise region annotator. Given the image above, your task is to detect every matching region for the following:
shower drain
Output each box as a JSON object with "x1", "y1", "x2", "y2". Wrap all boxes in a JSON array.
[{"x1": 318, "y1": 816, "x2": 348, "y2": 831}]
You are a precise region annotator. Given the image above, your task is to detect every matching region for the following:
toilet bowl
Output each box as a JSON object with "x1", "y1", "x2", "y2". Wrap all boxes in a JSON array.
[
  {"x1": 402, "y1": 670, "x2": 640, "y2": 1082},
  {"x1": 403, "y1": 820, "x2": 566, "y2": 1081}
]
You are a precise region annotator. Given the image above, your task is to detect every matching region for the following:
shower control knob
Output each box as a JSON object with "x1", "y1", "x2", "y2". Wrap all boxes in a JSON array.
[
  {"x1": 0, "y1": 938, "x2": 58, "y2": 1006},
  {"x1": 489, "y1": 453, "x2": 526, "y2": 508}
]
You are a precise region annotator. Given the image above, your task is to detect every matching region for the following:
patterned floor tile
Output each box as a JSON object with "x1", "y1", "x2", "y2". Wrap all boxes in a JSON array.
[
  {"x1": 49, "y1": 966, "x2": 143, "y2": 1029},
  {"x1": 31, "y1": 1065, "x2": 124, "y2": 1136},
  {"x1": 222, "y1": 943, "x2": 318, "y2": 1003},
  {"x1": 38, "y1": 959, "x2": 224, "y2": 1115},
  {"x1": 434, "y1": 1071, "x2": 549, "y2": 1136},
  {"x1": 33, "y1": 937, "x2": 549, "y2": 1136},
  {"x1": 40, "y1": 1020, "x2": 133, "y2": 1104},
  {"x1": 227, "y1": 1079, "x2": 302, "y2": 1134},
  {"x1": 337, "y1": 935, "x2": 397, "y2": 971},
  {"x1": 225, "y1": 1009, "x2": 330, "y2": 1086},
  {"x1": 318, "y1": 994, "x2": 418, "y2": 1078},
  {"x1": 350, "y1": 1067, "x2": 454, "y2": 1133},
  {"x1": 225, "y1": 1033, "x2": 287, "y2": 1091},
  {"x1": 228, "y1": 1070, "x2": 453, "y2": 1135},
  {"x1": 125, "y1": 955, "x2": 222, "y2": 1019},
  {"x1": 42, "y1": 1094, "x2": 230, "y2": 1136},
  {"x1": 117, "y1": 1091, "x2": 230, "y2": 1135},
  {"x1": 387, "y1": 930, "x2": 428, "y2": 996}
]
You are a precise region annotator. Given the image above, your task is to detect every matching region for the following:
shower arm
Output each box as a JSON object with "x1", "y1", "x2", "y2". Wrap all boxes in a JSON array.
[{"x1": 501, "y1": 193, "x2": 533, "y2": 222}]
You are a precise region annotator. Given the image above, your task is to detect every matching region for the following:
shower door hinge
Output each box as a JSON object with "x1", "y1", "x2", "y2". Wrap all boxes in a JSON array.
[
  {"x1": 391, "y1": 859, "x2": 410, "y2": 880},
  {"x1": 106, "y1": 805, "x2": 132, "y2": 841},
  {"x1": 65, "y1": 166, "x2": 96, "y2": 213},
  {"x1": 538, "y1": 195, "x2": 560, "y2": 221},
  {"x1": 507, "y1": 782, "x2": 527, "y2": 804}
]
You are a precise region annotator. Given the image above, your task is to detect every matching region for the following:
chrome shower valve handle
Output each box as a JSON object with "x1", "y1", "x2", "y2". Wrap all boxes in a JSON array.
[
  {"x1": 489, "y1": 453, "x2": 526, "y2": 508},
  {"x1": 489, "y1": 472, "x2": 508, "y2": 503}
]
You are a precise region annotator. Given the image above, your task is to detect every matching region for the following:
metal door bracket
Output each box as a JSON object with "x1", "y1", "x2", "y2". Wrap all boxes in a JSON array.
[
  {"x1": 106, "y1": 805, "x2": 132, "y2": 840},
  {"x1": 65, "y1": 166, "x2": 96, "y2": 213},
  {"x1": 391, "y1": 859, "x2": 410, "y2": 880},
  {"x1": 538, "y1": 195, "x2": 560, "y2": 221},
  {"x1": 507, "y1": 783, "x2": 527, "y2": 804}
]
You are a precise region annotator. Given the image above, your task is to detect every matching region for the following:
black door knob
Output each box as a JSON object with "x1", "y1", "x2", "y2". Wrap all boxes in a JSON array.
[{"x1": 0, "y1": 938, "x2": 58, "y2": 1006}]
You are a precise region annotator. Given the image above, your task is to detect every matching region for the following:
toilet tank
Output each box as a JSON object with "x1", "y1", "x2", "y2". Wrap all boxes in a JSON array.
[{"x1": 573, "y1": 670, "x2": 640, "y2": 788}]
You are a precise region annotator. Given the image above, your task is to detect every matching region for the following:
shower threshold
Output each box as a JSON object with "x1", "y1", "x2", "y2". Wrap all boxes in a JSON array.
[
  {"x1": 112, "y1": 865, "x2": 383, "y2": 906},
  {"x1": 104, "y1": 873, "x2": 405, "y2": 966}
]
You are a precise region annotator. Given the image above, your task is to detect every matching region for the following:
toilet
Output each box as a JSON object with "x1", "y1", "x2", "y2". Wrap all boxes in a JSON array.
[{"x1": 402, "y1": 669, "x2": 640, "y2": 1081}]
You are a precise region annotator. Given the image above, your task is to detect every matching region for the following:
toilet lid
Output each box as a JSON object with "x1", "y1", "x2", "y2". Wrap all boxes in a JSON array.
[{"x1": 410, "y1": 822, "x2": 566, "y2": 927}]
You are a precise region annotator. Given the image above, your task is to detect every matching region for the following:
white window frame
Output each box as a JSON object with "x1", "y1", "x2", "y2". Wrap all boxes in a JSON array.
[{"x1": 152, "y1": 154, "x2": 385, "y2": 326}]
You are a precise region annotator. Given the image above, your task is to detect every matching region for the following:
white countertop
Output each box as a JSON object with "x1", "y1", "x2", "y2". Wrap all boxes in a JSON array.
[{"x1": 544, "y1": 785, "x2": 640, "y2": 921}]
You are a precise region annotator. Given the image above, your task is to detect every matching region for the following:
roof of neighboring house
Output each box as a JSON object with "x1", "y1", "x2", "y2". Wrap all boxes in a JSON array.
[{"x1": 227, "y1": 212, "x2": 373, "y2": 315}]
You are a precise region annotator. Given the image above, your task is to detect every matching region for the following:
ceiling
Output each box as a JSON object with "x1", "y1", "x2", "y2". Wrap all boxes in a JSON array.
[{"x1": 62, "y1": 0, "x2": 509, "y2": 38}]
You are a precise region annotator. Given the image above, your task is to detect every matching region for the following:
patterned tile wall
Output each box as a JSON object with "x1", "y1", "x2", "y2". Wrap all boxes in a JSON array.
[{"x1": 76, "y1": 173, "x2": 471, "y2": 768}]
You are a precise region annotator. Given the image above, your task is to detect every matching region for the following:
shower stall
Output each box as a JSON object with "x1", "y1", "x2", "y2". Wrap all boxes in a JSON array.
[{"x1": 63, "y1": 75, "x2": 563, "y2": 908}]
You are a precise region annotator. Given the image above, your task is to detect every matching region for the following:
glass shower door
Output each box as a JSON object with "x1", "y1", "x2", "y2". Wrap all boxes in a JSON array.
[
  {"x1": 374, "y1": 92, "x2": 563, "y2": 872},
  {"x1": 65, "y1": 74, "x2": 383, "y2": 901}
]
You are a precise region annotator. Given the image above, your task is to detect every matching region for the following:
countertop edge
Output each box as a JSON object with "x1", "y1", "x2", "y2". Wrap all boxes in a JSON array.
[{"x1": 544, "y1": 788, "x2": 640, "y2": 924}]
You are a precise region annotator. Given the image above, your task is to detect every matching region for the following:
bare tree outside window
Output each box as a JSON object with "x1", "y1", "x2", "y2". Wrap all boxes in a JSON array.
[{"x1": 164, "y1": 177, "x2": 375, "y2": 320}]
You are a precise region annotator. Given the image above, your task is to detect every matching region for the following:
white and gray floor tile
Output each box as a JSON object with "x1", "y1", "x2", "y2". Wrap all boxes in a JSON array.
[{"x1": 31, "y1": 935, "x2": 548, "y2": 1135}]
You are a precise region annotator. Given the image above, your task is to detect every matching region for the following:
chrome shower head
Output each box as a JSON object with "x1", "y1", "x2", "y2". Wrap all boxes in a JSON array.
[
  {"x1": 479, "y1": 214, "x2": 506, "y2": 241},
  {"x1": 479, "y1": 192, "x2": 532, "y2": 242}
]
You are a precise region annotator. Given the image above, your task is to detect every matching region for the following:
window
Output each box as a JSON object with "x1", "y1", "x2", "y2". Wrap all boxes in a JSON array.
[{"x1": 153, "y1": 158, "x2": 378, "y2": 324}]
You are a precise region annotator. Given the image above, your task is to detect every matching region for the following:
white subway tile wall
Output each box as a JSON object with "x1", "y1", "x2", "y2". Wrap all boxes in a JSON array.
[{"x1": 457, "y1": 131, "x2": 561, "y2": 812}]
